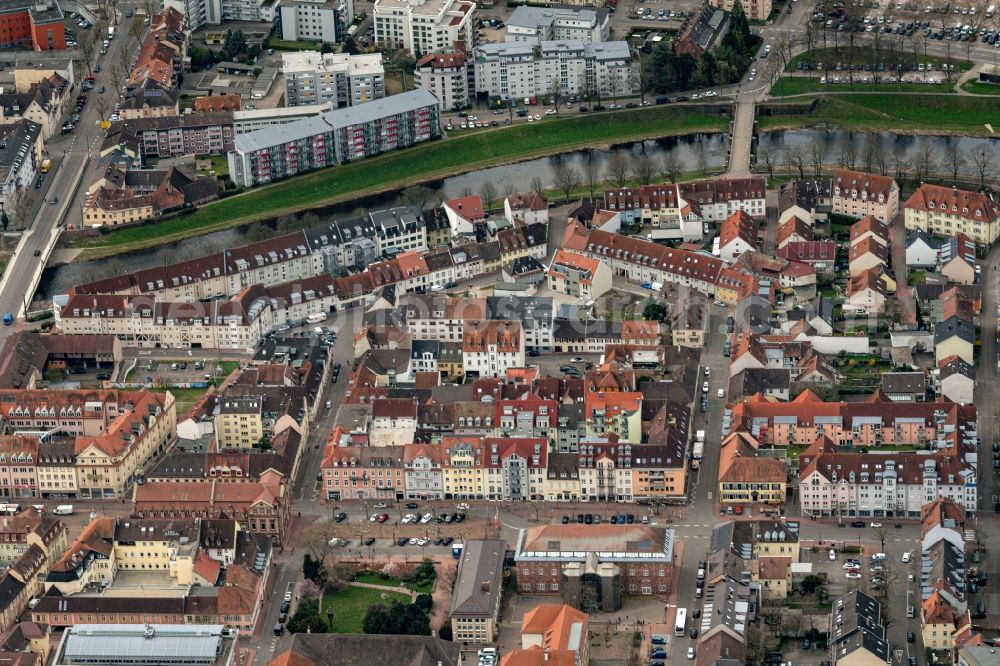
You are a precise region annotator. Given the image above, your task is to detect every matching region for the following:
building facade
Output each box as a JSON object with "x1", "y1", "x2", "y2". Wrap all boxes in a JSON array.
[
  {"x1": 373, "y1": 0, "x2": 475, "y2": 57},
  {"x1": 282, "y1": 51, "x2": 385, "y2": 108}
]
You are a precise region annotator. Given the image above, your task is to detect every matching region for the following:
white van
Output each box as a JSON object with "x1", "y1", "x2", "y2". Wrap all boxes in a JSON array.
[{"x1": 53, "y1": 504, "x2": 74, "y2": 515}]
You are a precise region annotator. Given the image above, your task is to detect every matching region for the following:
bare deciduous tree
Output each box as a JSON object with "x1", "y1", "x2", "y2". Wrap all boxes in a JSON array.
[
  {"x1": 914, "y1": 142, "x2": 936, "y2": 184},
  {"x1": 530, "y1": 176, "x2": 544, "y2": 196},
  {"x1": 661, "y1": 154, "x2": 683, "y2": 183},
  {"x1": 553, "y1": 163, "x2": 581, "y2": 202},
  {"x1": 809, "y1": 138, "x2": 825, "y2": 178},
  {"x1": 607, "y1": 153, "x2": 630, "y2": 188},
  {"x1": 479, "y1": 181, "x2": 498, "y2": 212},
  {"x1": 5, "y1": 188, "x2": 34, "y2": 230},
  {"x1": 635, "y1": 155, "x2": 656, "y2": 186},
  {"x1": 944, "y1": 142, "x2": 965, "y2": 182},
  {"x1": 757, "y1": 148, "x2": 776, "y2": 179},
  {"x1": 837, "y1": 136, "x2": 857, "y2": 170},
  {"x1": 786, "y1": 145, "x2": 806, "y2": 179},
  {"x1": 584, "y1": 159, "x2": 600, "y2": 199},
  {"x1": 973, "y1": 149, "x2": 992, "y2": 191}
]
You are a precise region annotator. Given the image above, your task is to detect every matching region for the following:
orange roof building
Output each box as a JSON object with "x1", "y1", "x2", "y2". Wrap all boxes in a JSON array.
[{"x1": 502, "y1": 603, "x2": 589, "y2": 666}]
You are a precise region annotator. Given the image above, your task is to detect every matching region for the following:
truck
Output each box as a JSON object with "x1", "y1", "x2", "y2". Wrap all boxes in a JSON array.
[
  {"x1": 40, "y1": 159, "x2": 51, "y2": 173},
  {"x1": 53, "y1": 504, "x2": 74, "y2": 515},
  {"x1": 306, "y1": 312, "x2": 326, "y2": 324},
  {"x1": 691, "y1": 430, "x2": 705, "y2": 469},
  {"x1": 651, "y1": 281, "x2": 663, "y2": 292},
  {"x1": 108, "y1": 25, "x2": 115, "y2": 38}
]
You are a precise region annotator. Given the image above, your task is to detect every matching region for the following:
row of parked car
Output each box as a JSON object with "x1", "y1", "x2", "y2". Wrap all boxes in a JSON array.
[{"x1": 561, "y1": 512, "x2": 649, "y2": 524}]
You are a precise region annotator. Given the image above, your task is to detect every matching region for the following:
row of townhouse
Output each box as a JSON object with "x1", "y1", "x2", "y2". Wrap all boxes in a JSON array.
[
  {"x1": 797, "y1": 435, "x2": 977, "y2": 518},
  {"x1": 125, "y1": 7, "x2": 186, "y2": 101},
  {"x1": 55, "y1": 274, "x2": 340, "y2": 350},
  {"x1": 0, "y1": 389, "x2": 176, "y2": 500},
  {"x1": 320, "y1": 433, "x2": 689, "y2": 503},
  {"x1": 726, "y1": 388, "x2": 977, "y2": 450},
  {"x1": 601, "y1": 177, "x2": 766, "y2": 242},
  {"x1": 65, "y1": 206, "x2": 517, "y2": 312}
]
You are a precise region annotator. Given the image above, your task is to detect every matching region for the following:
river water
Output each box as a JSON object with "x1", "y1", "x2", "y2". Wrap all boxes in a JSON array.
[{"x1": 758, "y1": 129, "x2": 1000, "y2": 167}]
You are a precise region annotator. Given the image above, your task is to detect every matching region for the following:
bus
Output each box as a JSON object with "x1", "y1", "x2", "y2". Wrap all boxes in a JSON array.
[{"x1": 674, "y1": 608, "x2": 687, "y2": 636}]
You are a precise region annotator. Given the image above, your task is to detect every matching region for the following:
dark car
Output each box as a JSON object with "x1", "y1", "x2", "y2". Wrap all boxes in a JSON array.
[
  {"x1": 802, "y1": 639, "x2": 810, "y2": 650},
  {"x1": 528, "y1": 350, "x2": 540, "y2": 357},
  {"x1": 908, "y1": 659, "x2": 917, "y2": 666},
  {"x1": 690, "y1": 628, "x2": 698, "y2": 639},
  {"x1": 397, "y1": 537, "x2": 409, "y2": 546},
  {"x1": 907, "y1": 631, "x2": 915, "y2": 642},
  {"x1": 584, "y1": 514, "x2": 593, "y2": 524},
  {"x1": 455, "y1": 512, "x2": 467, "y2": 522},
  {"x1": 579, "y1": 106, "x2": 588, "y2": 112},
  {"x1": 851, "y1": 521, "x2": 866, "y2": 528},
  {"x1": 33, "y1": 249, "x2": 40, "y2": 256},
  {"x1": 649, "y1": 649, "x2": 667, "y2": 659},
  {"x1": 442, "y1": 537, "x2": 454, "y2": 546},
  {"x1": 692, "y1": 609, "x2": 701, "y2": 619},
  {"x1": 434, "y1": 537, "x2": 444, "y2": 545},
  {"x1": 334, "y1": 512, "x2": 347, "y2": 522},
  {"x1": 610, "y1": 515, "x2": 619, "y2": 524},
  {"x1": 96, "y1": 373, "x2": 110, "y2": 380},
  {"x1": 405, "y1": 502, "x2": 419, "y2": 509},
  {"x1": 363, "y1": 537, "x2": 375, "y2": 546},
  {"x1": 651, "y1": 636, "x2": 666, "y2": 645},
  {"x1": 280, "y1": 601, "x2": 290, "y2": 614},
  {"x1": 593, "y1": 104, "x2": 606, "y2": 111},
  {"x1": 626, "y1": 514, "x2": 635, "y2": 524},
  {"x1": 577, "y1": 513, "x2": 585, "y2": 523},
  {"x1": 561, "y1": 515, "x2": 570, "y2": 524}
]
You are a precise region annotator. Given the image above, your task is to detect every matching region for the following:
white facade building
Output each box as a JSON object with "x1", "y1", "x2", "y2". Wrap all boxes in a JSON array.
[
  {"x1": 278, "y1": 0, "x2": 354, "y2": 45},
  {"x1": 504, "y1": 5, "x2": 609, "y2": 45},
  {"x1": 474, "y1": 40, "x2": 636, "y2": 101},
  {"x1": 414, "y1": 51, "x2": 471, "y2": 110},
  {"x1": 373, "y1": 0, "x2": 475, "y2": 58},
  {"x1": 283, "y1": 51, "x2": 385, "y2": 108}
]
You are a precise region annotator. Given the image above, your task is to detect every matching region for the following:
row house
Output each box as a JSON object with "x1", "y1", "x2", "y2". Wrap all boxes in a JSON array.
[
  {"x1": 905, "y1": 182, "x2": 1000, "y2": 246},
  {"x1": 563, "y1": 223, "x2": 724, "y2": 297},
  {"x1": 0, "y1": 388, "x2": 147, "y2": 438},
  {"x1": 0, "y1": 437, "x2": 38, "y2": 498},
  {"x1": 602, "y1": 183, "x2": 703, "y2": 242},
  {"x1": 937, "y1": 232, "x2": 978, "y2": 285},
  {"x1": 108, "y1": 112, "x2": 235, "y2": 160},
  {"x1": 584, "y1": 392, "x2": 642, "y2": 443},
  {"x1": 462, "y1": 321, "x2": 525, "y2": 378},
  {"x1": 404, "y1": 295, "x2": 487, "y2": 343},
  {"x1": 726, "y1": 389, "x2": 976, "y2": 449},
  {"x1": 320, "y1": 446, "x2": 406, "y2": 500},
  {"x1": 678, "y1": 177, "x2": 766, "y2": 222},
  {"x1": 0, "y1": 507, "x2": 67, "y2": 566},
  {"x1": 798, "y1": 436, "x2": 976, "y2": 518},
  {"x1": 70, "y1": 230, "x2": 317, "y2": 303},
  {"x1": 495, "y1": 397, "x2": 558, "y2": 439},
  {"x1": 718, "y1": 209, "x2": 758, "y2": 263},
  {"x1": 832, "y1": 168, "x2": 900, "y2": 223},
  {"x1": 717, "y1": 432, "x2": 787, "y2": 505}
]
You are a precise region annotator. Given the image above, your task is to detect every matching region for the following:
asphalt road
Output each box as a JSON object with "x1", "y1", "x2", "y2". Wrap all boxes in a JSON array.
[{"x1": 0, "y1": 2, "x2": 142, "y2": 331}]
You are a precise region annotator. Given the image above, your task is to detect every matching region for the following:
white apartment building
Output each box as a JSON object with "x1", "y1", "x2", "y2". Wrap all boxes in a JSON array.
[
  {"x1": 504, "y1": 5, "x2": 610, "y2": 45},
  {"x1": 474, "y1": 40, "x2": 636, "y2": 102},
  {"x1": 415, "y1": 51, "x2": 471, "y2": 110},
  {"x1": 166, "y1": 0, "x2": 264, "y2": 29},
  {"x1": 278, "y1": 0, "x2": 354, "y2": 45},
  {"x1": 373, "y1": 0, "x2": 475, "y2": 58},
  {"x1": 462, "y1": 321, "x2": 525, "y2": 378},
  {"x1": 904, "y1": 182, "x2": 1000, "y2": 246},
  {"x1": 283, "y1": 51, "x2": 385, "y2": 108}
]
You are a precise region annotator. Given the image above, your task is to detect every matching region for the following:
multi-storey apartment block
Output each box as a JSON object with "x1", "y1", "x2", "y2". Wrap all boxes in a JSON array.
[
  {"x1": 831, "y1": 169, "x2": 900, "y2": 223},
  {"x1": 373, "y1": 0, "x2": 475, "y2": 57},
  {"x1": 279, "y1": 0, "x2": 355, "y2": 45},
  {"x1": 415, "y1": 51, "x2": 471, "y2": 111},
  {"x1": 504, "y1": 5, "x2": 610, "y2": 45},
  {"x1": 904, "y1": 183, "x2": 1000, "y2": 246},
  {"x1": 473, "y1": 41, "x2": 636, "y2": 102},
  {"x1": 282, "y1": 51, "x2": 385, "y2": 108},
  {"x1": 228, "y1": 90, "x2": 440, "y2": 187}
]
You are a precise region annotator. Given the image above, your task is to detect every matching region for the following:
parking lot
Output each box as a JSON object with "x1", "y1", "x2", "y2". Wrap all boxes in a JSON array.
[
  {"x1": 814, "y1": 0, "x2": 1000, "y2": 42},
  {"x1": 124, "y1": 358, "x2": 237, "y2": 385}
]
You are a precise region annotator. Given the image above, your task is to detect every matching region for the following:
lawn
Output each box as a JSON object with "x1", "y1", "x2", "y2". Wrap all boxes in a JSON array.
[
  {"x1": 961, "y1": 80, "x2": 1000, "y2": 95},
  {"x1": 352, "y1": 572, "x2": 435, "y2": 594},
  {"x1": 264, "y1": 34, "x2": 319, "y2": 50},
  {"x1": 757, "y1": 94, "x2": 1000, "y2": 134},
  {"x1": 786, "y1": 46, "x2": 972, "y2": 72},
  {"x1": 770, "y1": 76, "x2": 954, "y2": 96},
  {"x1": 322, "y1": 585, "x2": 412, "y2": 633},
  {"x1": 70, "y1": 107, "x2": 729, "y2": 259}
]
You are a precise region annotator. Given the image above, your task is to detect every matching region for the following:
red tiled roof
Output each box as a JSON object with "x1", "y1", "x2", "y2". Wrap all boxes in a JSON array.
[{"x1": 904, "y1": 183, "x2": 999, "y2": 225}]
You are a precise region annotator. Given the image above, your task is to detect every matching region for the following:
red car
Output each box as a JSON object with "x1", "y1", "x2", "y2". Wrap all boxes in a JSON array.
[{"x1": 377, "y1": 513, "x2": 389, "y2": 523}]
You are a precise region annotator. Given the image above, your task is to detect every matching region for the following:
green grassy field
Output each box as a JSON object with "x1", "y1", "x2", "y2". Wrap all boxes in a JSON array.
[
  {"x1": 771, "y1": 76, "x2": 954, "y2": 96},
  {"x1": 323, "y1": 586, "x2": 412, "y2": 633},
  {"x1": 961, "y1": 80, "x2": 1000, "y2": 95},
  {"x1": 785, "y1": 46, "x2": 972, "y2": 72},
  {"x1": 71, "y1": 107, "x2": 729, "y2": 259},
  {"x1": 758, "y1": 93, "x2": 1000, "y2": 134},
  {"x1": 352, "y1": 572, "x2": 435, "y2": 594}
]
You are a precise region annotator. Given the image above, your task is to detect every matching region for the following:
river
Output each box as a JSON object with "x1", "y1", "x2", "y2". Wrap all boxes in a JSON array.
[{"x1": 40, "y1": 133, "x2": 729, "y2": 298}]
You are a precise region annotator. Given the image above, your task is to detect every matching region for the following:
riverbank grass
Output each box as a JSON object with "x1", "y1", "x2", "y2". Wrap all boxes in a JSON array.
[
  {"x1": 785, "y1": 46, "x2": 972, "y2": 72},
  {"x1": 771, "y1": 76, "x2": 955, "y2": 96},
  {"x1": 960, "y1": 80, "x2": 1000, "y2": 95},
  {"x1": 758, "y1": 93, "x2": 1000, "y2": 134},
  {"x1": 70, "y1": 106, "x2": 729, "y2": 259}
]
